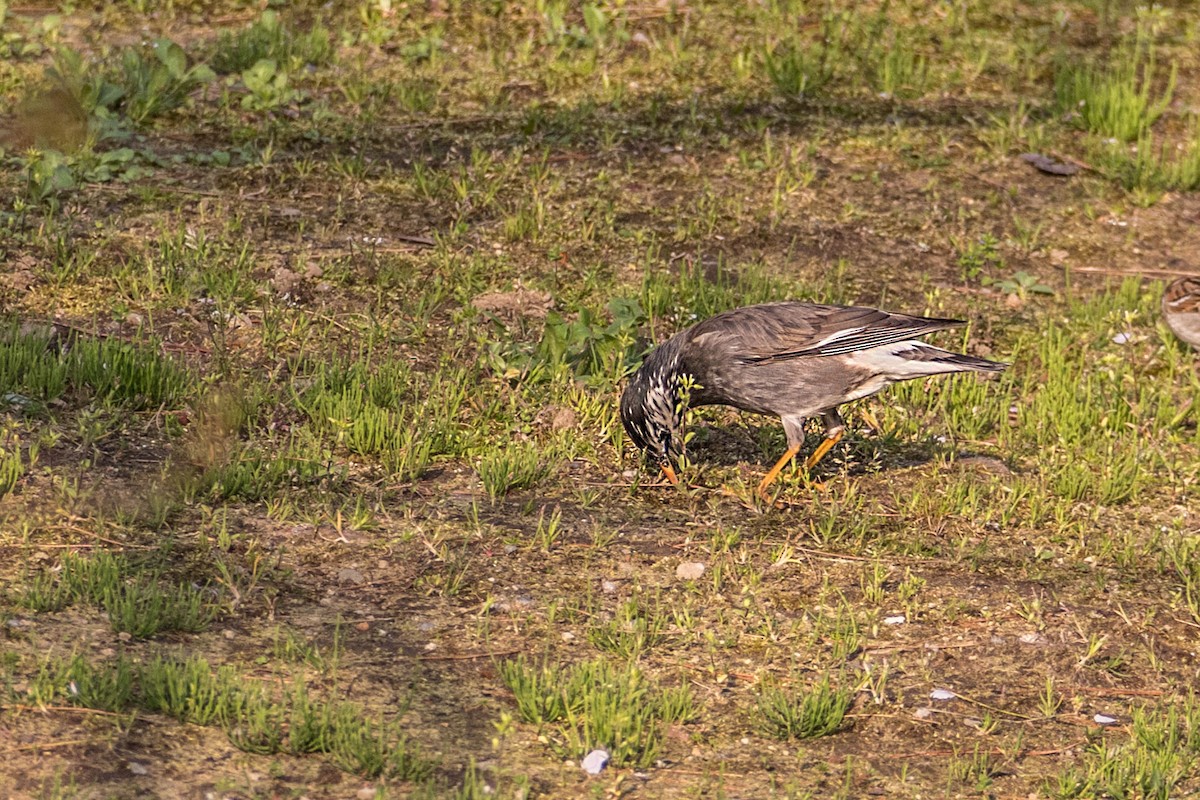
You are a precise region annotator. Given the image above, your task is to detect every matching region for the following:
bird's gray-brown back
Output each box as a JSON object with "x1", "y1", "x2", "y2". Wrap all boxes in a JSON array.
[{"x1": 673, "y1": 302, "x2": 963, "y2": 412}]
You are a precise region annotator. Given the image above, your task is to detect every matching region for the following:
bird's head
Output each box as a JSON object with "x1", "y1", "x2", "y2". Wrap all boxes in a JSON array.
[{"x1": 620, "y1": 351, "x2": 685, "y2": 483}]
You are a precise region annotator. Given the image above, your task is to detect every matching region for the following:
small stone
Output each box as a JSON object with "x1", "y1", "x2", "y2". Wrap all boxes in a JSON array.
[
  {"x1": 601, "y1": 579, "x2": 618, "y2": 594},
  {"x1": 1018, "y1": 632, "x2": 1047, "y2": 645},
  {"x1": 355, "y1": 622, "x2": 370, "y2": 632},
  {"x1": 582, "y1": 749, "x2": 609, "y2": 775},
  {"x1": 675, "y1": 562, "x2": 705, "y2": 581},
  {"x1": 914, "y1": 707, "x2": 933, "y2": 720},
  {"x1": 337, "y1": 568, "x2": 365, "y2": 585},
  {"x1": 128, "y1": 762, "x2": 148, "y2": 775},
  {"x1": 357, "y1": 787, "x2": 377, "y2": 800},
  {"x1": 883, "y1": 615, "x2": 906, "y2": 625},
  {"x1": 272, "y1": 266, "x2": 301, "y2": 295},
  {"x1": 424, "y1": 642, "x2": 437, "y2": 651},
  {"x1": 4, "y1": 269, "x2": 36, "y2": 291},
  {"x1": 561, "y1": 632, "x2": 575, "y2": 642},
  {"x1": 223, "y1": 629, "x2": 235, "y2": 640},
  {"x1": 117, "y1": 632, "x2": 132, "y2": 642}
]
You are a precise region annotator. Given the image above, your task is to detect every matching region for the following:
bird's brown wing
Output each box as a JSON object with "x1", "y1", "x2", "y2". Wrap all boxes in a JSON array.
[{"x1": 689, "y1": 302, "x2": 965, "y2": 363}]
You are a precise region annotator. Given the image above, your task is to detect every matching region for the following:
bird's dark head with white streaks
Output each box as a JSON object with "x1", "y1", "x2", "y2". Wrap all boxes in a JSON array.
[{"x1": 620, "y1": 339, "x2": 686, "y2": 483}]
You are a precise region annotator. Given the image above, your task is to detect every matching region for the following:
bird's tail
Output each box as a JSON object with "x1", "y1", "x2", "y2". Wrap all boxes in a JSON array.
[
  {"x1": 851, "y1": 342, "x2": 1007, "y2": 379},
  {"x1": 936, "y1": 350, "x2": 1008, "y2": 373}
]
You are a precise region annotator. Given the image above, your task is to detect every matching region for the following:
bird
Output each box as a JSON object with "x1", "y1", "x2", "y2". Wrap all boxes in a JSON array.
[
  {"x1": 1162, "y1": 276, "x2": 1200, "y2": 350},
  {"x1": 619, "y1": 301, "x2": 1007, "y2": 497}
]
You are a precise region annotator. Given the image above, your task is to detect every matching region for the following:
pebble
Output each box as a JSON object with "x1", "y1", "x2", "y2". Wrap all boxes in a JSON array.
[
  {"x1": 128, "y1": 762, "x2": 148, "y2": 775},
  {"x1": 337, "y1": 568, "x2": 365, "y2": 585},
  {"x1": 675, "y1": 562, "x2": 705, "y2": 581}
]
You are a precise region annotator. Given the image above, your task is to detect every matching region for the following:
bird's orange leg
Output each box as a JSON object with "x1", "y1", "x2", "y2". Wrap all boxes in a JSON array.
[
  {"x1": 757, "y1": 444, "x2": 802, "y2": 498},
  {"x1": 803, "y1": 428, "x2": 844, "y2": 471},
  {"x1": 660, "y1": 462, "x2": 679, "y2": 485}
]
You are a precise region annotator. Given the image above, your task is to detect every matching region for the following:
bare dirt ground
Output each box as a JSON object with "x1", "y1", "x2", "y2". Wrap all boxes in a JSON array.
[{"x1": 2, "y1": 1, "x2": 1200, "y2": 798}]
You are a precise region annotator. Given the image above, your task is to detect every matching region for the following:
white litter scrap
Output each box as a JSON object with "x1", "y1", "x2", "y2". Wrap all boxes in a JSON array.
[
  {"x1": 582, "y1": 749, "x2": 610, "y2": 775},
  {"x1": 930, "y1": 688, "x2": 956, "y2": 701},
  {"x1": 1093, "y1": 714, "x2": 1118, "y2": 726}
]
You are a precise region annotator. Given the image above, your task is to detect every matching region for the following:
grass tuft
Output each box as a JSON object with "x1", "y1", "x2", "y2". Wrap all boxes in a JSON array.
[
  {"x1": 499, "y1": 655, "x2": 692, "y2": 768},
  {"x1": 478, "y1": 442, "x2": 550, "y2": 502},
  {"x1": 758, "y1": 673, "x2": 853, "y2": 740}
]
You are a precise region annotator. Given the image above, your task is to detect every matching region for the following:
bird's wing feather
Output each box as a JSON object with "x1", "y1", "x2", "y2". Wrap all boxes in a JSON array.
[{"x1": 688, "y1": 303, "x2": 965, "y2": 363}]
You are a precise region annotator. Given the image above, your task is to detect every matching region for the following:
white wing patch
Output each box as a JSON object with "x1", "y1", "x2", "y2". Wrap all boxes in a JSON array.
[{"x1": 847, "y1": 342, "x2": 979, "y2": 380}]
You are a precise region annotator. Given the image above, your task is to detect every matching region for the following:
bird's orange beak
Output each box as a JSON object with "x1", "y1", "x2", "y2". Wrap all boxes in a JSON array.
[{"x1": 660, "y1": 462, "x2": 679, "y2": 485}]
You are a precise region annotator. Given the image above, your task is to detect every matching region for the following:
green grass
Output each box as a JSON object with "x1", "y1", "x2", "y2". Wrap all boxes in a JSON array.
[
  {"x1": 1054, "y1": 24, "x2": 1176, "y2": 143},
  {"x1": 757, "y1": 673, "x2": 854, "y2": 740},
  {"x1": 19, "y1": 551, "x2": 217, "y2": 637},
  {"x1": 478, "y1": 442, "x2": 550, "y2": 502},
  {"x1": 499, "y1": 655, "x2": 693, "y2": 768},
  {"x1": 1049, "y1": 699, "x2": 1200, "y2": 800},
  {"x1": 142, "y1": 655, "x2": 427, "y2": 777},
  {"x1": 0, "y1": 322, "x2": 191, "y2": 410}
]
